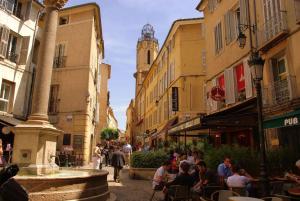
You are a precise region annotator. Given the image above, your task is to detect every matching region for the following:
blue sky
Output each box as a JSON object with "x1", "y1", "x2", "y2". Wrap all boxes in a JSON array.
[{"x1": 68, "y1": 0, "x2": 202, "y2": 130}]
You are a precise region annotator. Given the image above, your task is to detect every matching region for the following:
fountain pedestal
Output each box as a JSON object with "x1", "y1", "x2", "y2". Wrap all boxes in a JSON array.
[{"x1": 12, "y1": 123, "x2": 62, "y2": 175}]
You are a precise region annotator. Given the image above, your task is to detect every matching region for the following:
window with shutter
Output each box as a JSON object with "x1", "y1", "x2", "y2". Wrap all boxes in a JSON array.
[
  {"x1": 48, "y1": 85, "x2": 59, "y2": 114},
  {"x1": 0, "y1": 26, "x2": 10, "y2": 59},
  {"x1": 5, "y1": 0, "x2": 14, "y2": 13},
  {"x1": 18, "y1": 36, "x2": 30, "y2": 65},
  {"x1": 239, "y1": 0, "x2": 249, "y2": 26},
  {"x1": 225, "y1": 68, "x2": 236, "y2": 104},
  {"x1": 294, "y1": 0, "x2": 300, "y2": 24},
  {"x1": 244, "y1": 59, "x2": 253, "y2": 98},
  {"x1": 211, "y1": 79, "x2": 218, "y2": 111},
  {"x1": 53, "y1": 43, "x2": 66, "y2": 68},
  {"x1": 214, "y1": 22, "x2": 223, "y2": 54}
]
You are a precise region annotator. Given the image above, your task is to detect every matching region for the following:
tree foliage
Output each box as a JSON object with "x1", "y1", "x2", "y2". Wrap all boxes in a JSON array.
[{"x1": 100, "y1": 128, "x2": 119, "y2": 140}]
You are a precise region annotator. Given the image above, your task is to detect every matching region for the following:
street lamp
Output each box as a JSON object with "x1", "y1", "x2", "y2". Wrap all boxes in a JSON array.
[
  {"x1": 238, "y1": 25, "x2": 269, "y2": 196},
  {"x1": 237, "y1": 32, "x2": 247, "y2": 49}
]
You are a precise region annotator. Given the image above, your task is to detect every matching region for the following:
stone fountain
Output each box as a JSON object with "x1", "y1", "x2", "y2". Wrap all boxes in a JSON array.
[{"x1": 11, "y1": 0, "x2": 110, "y2": 200}]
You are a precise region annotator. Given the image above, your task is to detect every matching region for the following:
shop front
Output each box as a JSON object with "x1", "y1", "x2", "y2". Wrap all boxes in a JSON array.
[
  {"x1": 264, "y1": 109, "x2": 300, "y2": 152},
  {"x1": 0, "y1": 114, "x2": 23, "y2": 163},
  {"x1": 202, "y1": 98, "x2": 258, "y2": 148}
]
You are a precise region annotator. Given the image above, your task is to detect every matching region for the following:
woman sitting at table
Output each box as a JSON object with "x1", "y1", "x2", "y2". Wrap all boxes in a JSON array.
[{"x1": 163, "y1": 161, "x2": 194, "y2": 200}]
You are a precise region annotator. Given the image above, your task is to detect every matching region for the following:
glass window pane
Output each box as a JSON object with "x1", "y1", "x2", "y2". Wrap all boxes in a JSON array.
[
  {"x1": 0, "y1": 101, "x2": 8, "y2": 112},
  {"x1": 3, "y1": 85, "x2": 11, "y2": 100},
  {"x1": 278, "y1": 59, "x2": 286, "y2": 74}
]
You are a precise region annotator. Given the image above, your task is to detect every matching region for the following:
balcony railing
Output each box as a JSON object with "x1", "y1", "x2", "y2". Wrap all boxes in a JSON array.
[
  {"x1": 6, "y1": 51, "x2": 18, "y2": 63},
  {"x1": 273, "y1": 75, "x2": 297, "y2": 105},
  {"x1": 53, "y1": 56, "x2": 66, "y2": 68},
  {"x1": 258, "y1": 11, "x2": 288, "y2": 51}
]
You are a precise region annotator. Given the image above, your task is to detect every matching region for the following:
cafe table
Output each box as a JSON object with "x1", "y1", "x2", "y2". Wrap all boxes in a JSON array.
[
  {"x1": 228, "y1": 196, "x2": 263, "y2": 201},
  {"x1": 288, "y1": 187, "x2": 300, "y2": 196}
]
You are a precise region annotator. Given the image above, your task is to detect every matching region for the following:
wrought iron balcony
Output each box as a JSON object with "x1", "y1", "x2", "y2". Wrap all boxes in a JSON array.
[
  {"x1": 7, "y1": 51, "x2": 18, "y2": 63},
  {"x1": 258, "y1": 11, "x2": 288, "y2": 52},
  {"x1": 53, "y1": 56, "x2": 66, "y2": 68},
  {"x1": 273, "y1": 75, "x2": 297, "y2": 105}
]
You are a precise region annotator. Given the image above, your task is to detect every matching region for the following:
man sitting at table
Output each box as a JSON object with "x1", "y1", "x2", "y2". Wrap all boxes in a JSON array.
[
  {"x1": 152, "y1": 160, "x2": 172, "y2": 190},
  {"x1": 226, "y1": 165, "x2": 253, "y2": 196},
  {"x1": 192, "y1": 161, "x2": 216, "y2": 195},
  {"x1": 163, "y1": 162, "x2": 194, "y2": 200},
  {"x1": 217, "y1": 156, "x2": 233, "y2": 186}
]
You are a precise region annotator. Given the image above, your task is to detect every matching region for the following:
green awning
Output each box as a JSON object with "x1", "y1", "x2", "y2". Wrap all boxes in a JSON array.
[{"x1": 264, "y1": 109, "x2": 300, "y2": 129}]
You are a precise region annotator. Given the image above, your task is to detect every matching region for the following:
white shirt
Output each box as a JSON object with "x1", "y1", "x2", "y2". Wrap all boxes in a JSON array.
[
  {"x1": 123, "y1": 144, "x2": 132, "y2": 154},
  {"x1": 152, "y1": 166, "x2": 165, "y2": 188},
  {"x1": 226, "y1": 174, "x2": 250, "y2": 187}
]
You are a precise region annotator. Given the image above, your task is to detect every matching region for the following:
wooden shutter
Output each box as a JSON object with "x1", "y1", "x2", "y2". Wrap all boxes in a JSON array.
[
  {"x1": 225, "y1": 12, "x2": 230, "y2": 44},
  {"x1": 24, "y1": 0, "x2": 32, "y2": 21},
  {"x1": 225, "y1": 67, "x2": 236, "y2": 104},
  {"x1": 0, "y1": 26, "x2": 10, "y2": 58},
  {"x1": 244, "y1": 59, "x2": 253, "y2": 98},
  {"x1": 239, "y1": 0, "x2": 249, "y2": 25},
  {"x1": 18, "y1": 36, "x2": 30, "y2": 65},
  {"x1": 295, "y1": 0, "x2": 300, "y2": 24}
]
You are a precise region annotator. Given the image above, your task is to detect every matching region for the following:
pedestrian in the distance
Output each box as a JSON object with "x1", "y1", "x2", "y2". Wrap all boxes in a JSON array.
[
  {"x1": 92, "y1": 143, "x2": 102, "y2": 170},
  {"x1": 111, "y1": 146, "x2": 125, "y2": 183}
]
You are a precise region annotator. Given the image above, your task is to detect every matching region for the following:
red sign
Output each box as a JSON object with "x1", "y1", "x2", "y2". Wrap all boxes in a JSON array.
[
  {"x1": 211, "y1": 86, "x2": 225, "y2": 101},
  {"x1": 235, "y1": 64, "x2": 245, "y2": 92},
  {"x1": 218, "y1": 74, "x2": 225, "y2": 90}
]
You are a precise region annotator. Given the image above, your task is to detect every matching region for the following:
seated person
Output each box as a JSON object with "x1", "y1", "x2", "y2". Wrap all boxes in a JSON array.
[
  {"x1": 217, "y1": 156, "x2": 233, "y2": 185},
  {"x1": 192, "y1": 161, "x2": 216, "y2": 194},
  {"x1": 163, "y1": 162, "x2": 194, "y2": 200},
  {"x1": 152, "y1": 160, "x2": 171, "y2": 190},
  {"x1": 226, "y1": 165, "x2": 253, "y2": 196},
  {"x1": 285, "y1": 160, "x2": 300, "y2": 184}
]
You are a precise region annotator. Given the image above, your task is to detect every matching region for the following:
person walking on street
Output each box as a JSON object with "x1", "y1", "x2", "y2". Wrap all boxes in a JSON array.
[
  {"x1": 122, "y1": 142, "x2": 132, "y2": 166},
  {"x1": 111, "y1": 146, "x2": 125, "y2": 183},
  {"x1": 92, "y1": 143, "x2": 102, "y2": 170}
]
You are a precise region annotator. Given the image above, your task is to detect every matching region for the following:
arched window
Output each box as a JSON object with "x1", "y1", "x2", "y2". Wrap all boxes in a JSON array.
[{"x1": 147, "y1": 50, "x2": 151, "y2": 64}]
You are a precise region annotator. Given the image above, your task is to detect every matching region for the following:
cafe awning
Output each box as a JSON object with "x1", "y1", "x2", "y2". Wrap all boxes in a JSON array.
[
  {"x1": 202, "y1": 98, "x2": 257, "y2": 128},
  {"x1": 151, "y1": 117, "x2": 178, "y2": 139},
  {"x1": 168, "y1": 116, "x2": 206, "y2": 136},
  {"x1": 264, "y1": 109, "x2": 300, "y2": 129}
]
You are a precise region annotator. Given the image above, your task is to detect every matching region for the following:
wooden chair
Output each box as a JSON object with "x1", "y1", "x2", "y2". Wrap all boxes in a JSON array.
[
  {"x1": 168, "y1": 185, "x2": 192, "y2": 201},
  {"x1": 202, "y1": 185, "x2": 223, "y2": 199},
  {"x1": 210, "y1": 190, "x2": 240, "y2": 201},
  {"x1": 272, "y1": 194, "x2": 300, "y2": 201},
  {"x1": 262, "y1": 197, "x2": 283, "y2": 201},
  {"x1": 270, "y1": 181, "x2": 284, "y2": 195}
]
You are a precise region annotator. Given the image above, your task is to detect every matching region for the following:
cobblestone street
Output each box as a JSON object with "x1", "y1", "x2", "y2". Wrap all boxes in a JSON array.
[{"x1": 103, "y1": 166, "x2": 164, "y2": 201}]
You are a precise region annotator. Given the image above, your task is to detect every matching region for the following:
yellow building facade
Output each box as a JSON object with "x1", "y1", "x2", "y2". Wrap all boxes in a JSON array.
[
  {"x1": 133, "y1": 18, "x2": 207, "y2": 146},
  {"x1": 95, "y1": 63, "x2": 111, "y2": 143},
  {"x1": 125, "y1": 99, "x2": 135, "y2": 144},
  {"x1": 197, "y1": 0, "x2": 300, "y2": 150},
  {"x1": 44, "y1": 3, "x2": 104, "y2": 165}
]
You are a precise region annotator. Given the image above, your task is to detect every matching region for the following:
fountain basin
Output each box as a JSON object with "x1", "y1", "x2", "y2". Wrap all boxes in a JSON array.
[{"x1": 15, "y1": 168, "x2": 110, "y2": 201}]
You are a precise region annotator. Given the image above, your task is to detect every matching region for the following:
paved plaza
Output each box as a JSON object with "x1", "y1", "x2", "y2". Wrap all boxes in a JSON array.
[{"x1": 104, "y1": 166, "x2": 164, "y2": 201}]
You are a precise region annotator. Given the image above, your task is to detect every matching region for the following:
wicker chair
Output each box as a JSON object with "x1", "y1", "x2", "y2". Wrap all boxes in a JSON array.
[
  {"x1": 210, "y1": 190, "x2": 240, "y2": 201},
  {"x1": 168, "y1": 185, "x2": 192, "y2": 201},
  {"x1": 262, "y1": 197, "x2": 283, "y2": 201}
]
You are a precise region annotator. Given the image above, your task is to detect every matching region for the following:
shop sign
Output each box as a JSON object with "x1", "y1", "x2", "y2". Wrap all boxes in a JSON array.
[
  {"x1": 168, "y1": 117, "x2": 201, "y2": 134},
  {"x1": 284, "y1": 117, "x2": 299, "y2": 126},
  {"x1": 172, "y1": 87, "x2": 179, "y2": 111}
]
